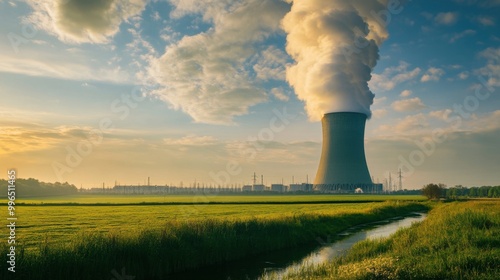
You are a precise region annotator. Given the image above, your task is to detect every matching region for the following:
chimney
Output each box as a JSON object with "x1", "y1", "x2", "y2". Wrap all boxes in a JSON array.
[{"x1": 314, "y1": 112, "x2": 374, "y2": 192}]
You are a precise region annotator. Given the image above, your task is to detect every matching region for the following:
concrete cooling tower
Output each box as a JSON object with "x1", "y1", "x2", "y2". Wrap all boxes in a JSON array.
[{"x1": 314, "y1": 112, "x2": 382, "y2": 193}]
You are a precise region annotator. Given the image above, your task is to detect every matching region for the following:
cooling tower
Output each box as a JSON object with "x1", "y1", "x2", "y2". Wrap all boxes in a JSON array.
[{"x1": 314, "y1": 112, "x2": 379, "y2": 193}]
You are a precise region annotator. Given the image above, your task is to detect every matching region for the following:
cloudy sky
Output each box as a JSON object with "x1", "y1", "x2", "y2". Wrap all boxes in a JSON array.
[{"x1": 1, "y1": 0, "x2": 499, "y2": 189}]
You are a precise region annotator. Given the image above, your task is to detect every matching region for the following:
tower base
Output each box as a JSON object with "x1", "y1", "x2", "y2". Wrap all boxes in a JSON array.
[{"x1": 314, "y1": 183, "x2": 383, "y2": 193}]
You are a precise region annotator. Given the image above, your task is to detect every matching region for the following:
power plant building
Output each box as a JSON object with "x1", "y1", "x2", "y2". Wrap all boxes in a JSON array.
[
  {"x1": 314, "y1": 112, "x2": 382, "y2": 193},
  {"x1": 271, "y1": 184, "x2": 286, "y2": 192},
  {"x1": 289, "y1": 183, "x2": 313, "y2": 192},
  {"x1": 252, "y1": 184, "x2": 265, "y2": 191}
]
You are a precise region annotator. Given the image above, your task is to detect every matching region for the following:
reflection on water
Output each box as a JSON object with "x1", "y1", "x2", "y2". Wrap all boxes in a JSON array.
[
  {"x1": 169, "y1": 213, "x2": 426, "y2": 280},
  {"x1": 273, "y1": 213, "x2": 426, "y2": 278}
]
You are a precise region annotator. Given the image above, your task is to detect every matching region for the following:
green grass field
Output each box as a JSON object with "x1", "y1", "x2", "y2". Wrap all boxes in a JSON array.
[
  {"x1": 15, "y1": 202, "x2": 399, "y2": 252},
  {"x1": 262, "y1": 200, "x2": 500, "y2": 280},
  {"x1": 6, "y1": 194, "x2": 425, "y2": 252},
  {"x1": 0, "y1": 194, "x2": 428, "y2": 279},
  {"x1": 4, "y1": 194, "x2": 426, "y2": 204}
]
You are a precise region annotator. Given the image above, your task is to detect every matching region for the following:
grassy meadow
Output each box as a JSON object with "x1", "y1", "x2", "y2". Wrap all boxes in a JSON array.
[
  {"x1": 12, "y1": 202, "x2": 412, "y2": 252},
  {"x1": 4, "y1": 193, "x2": 426, "y2": 204},
  {"x1": 0, "y1": 194, "x2": 428, "y2": 279},
  {"x1": 262, "y1": 200, "x2": 500, "y2": 280}
]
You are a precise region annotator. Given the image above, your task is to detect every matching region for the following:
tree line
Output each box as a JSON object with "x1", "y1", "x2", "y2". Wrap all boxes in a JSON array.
[
  {"x1": 0, "y1": 178, "x2": 78, "y2": 197},
  {"x1": 446, "y1": 185, "x2": 500, "y2": 199},
  {"x1": 422, "y1": 183, "x2": 500, "y2": 200}
]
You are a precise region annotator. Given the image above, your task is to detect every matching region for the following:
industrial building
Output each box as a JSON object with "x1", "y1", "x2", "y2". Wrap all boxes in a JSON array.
[
  {"x1": 289, "y1": 183, "x2": 313, "y2": 192},
  {"x1": 84, "y1": 181, "x2": 319, "y2": 194},
  {"x1": 252, "y1": 184, "x2": 266, "y2": 191},
  {"x1": 271, "y1": 184, "x2": 286, "y2": 192},
  {"x1": 242, "y1": 185, "x2": 253, "y2": 192}
]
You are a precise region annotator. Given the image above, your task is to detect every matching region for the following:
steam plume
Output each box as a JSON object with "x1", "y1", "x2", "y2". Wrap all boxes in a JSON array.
[{"x1": 282, "y1": 0, "x2": 389, "y2": 121}]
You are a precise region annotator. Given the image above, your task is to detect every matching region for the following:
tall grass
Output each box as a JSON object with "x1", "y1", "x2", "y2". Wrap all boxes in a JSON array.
[
  {"x1": 10, "y1": 202, "x2": 420, "y2": 251},
  {"x1": 1, "y1": 202, "x2": 426, "y2": 279},
  {"x1": 264, "y1": 200, "x2": 500, "y2": 280},
  {"x1": 2, "y1": 194, "x2": 427, "y2": 204}
]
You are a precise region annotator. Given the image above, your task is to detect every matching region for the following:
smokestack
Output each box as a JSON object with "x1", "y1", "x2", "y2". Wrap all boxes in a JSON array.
[{"x1": 314, "y1": 112, "x2": 374, "y2": 192}]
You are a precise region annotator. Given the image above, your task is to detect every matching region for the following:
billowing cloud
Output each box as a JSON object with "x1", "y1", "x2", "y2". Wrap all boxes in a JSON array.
[
  {"x1": 435, "y1": 12, "x2": 459, "y2": 25},
  {"x1": 370, "y1": 62, "x2": 421, "y2": 91},
  {"x1": 25, "y1": 0, "x2": 147, "y2": 43},
  {"x1": 168, "y1": 0, "x2": 231, "y2": 19},
  {"x1": 392, "y1": 97, "x2": 426, "y2": 112},
  {"x1": 458, "y1": 71, "x2": 470, "y2": 80},
  {"x1": 465, "y1": 110, "x2": 500, "y2": 131},
  {"x1": 253, "y1": 46, "x2": 289, "y2": 81},
  {"x1": 373, "y1": 96, "x2": 387, "y2": 106},
  {"x1": 377, "y1": 113, "x2": 430, "y2": 136},
  {"x1": 400, "y1": 90, "x2": 413, "y2": 97},
  {"x1": 476, "y1": 47, "x2": 500, "y2": 87},
  {"x1": 149, "y1": 0, "x2": 289, "y2": 124},
  {"x1": 376, "y1": 108, "x2": 500, "y2": 141},
  {"x1": 271, "y1": 88, "x2": 290, "y2": 101},
  {"x1": 421, "y1": 67, "x2": 445, "y2": 82},
  {"x1": 475, "y1": 16, "x2": 495, "y2": 26},
  {"x1": 449, "y1": 29, "x2": 476, "y2": 43},
  {"x1": 372, "y1": 109, "x2": 388, "y2": 119},
  {"x1": 283, "y1": 0, "x2": 391, "y2": 121},
  {"x1": 429, "y1": 109, "x2": 452, "y2": 121}
]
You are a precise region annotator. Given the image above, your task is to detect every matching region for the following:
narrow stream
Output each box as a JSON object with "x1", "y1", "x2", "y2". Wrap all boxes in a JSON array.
[{"x1": 170, "y1": 213, "x2": 427, "y2": 280}]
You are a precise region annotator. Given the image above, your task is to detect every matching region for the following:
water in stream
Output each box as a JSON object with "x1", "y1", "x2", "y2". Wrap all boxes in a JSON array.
[{"x1": 170, "y1": 212, "x2": 426, "y2": 280}]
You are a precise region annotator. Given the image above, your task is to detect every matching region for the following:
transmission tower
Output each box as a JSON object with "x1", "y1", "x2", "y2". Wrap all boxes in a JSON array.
[{"x1": 398, "y1": 169, "x2": 403, "y2": 191}]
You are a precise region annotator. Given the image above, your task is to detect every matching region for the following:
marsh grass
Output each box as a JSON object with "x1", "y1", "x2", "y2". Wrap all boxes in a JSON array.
[
  {"x1": 264, "y1": 200, "x2": 500, "y2": 280},
  {"x1": 1, "y1": 202, "x2": 426, "y2": 279}
]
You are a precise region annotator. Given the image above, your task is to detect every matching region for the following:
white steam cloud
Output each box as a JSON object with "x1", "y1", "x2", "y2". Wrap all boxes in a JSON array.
[{"x1": 283, "y1": 0, "x2": 390, "y2": 121}]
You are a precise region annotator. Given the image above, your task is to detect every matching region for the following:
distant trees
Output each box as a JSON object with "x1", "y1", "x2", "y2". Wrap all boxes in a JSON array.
[
  {"x1": 444, "y1": 185, "x2": 500, "y2": 199},
  {"x1": 0, "y1": 178, "x2": 78, "y2": 197},
  {"x1": 422, "y1": 183, "x2": 445, "y2": 200},
  {"x1": 488, "y1": 187, "x2": 498, "y2": 198},
  {"x1": 468, "y1": 187, "x2": 477, "y2": 197}
]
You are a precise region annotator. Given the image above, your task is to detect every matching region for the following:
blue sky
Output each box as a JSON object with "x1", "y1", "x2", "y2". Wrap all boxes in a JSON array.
[{"x1": 1, "y1": 0, "x2": 499, "y2": 189}]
